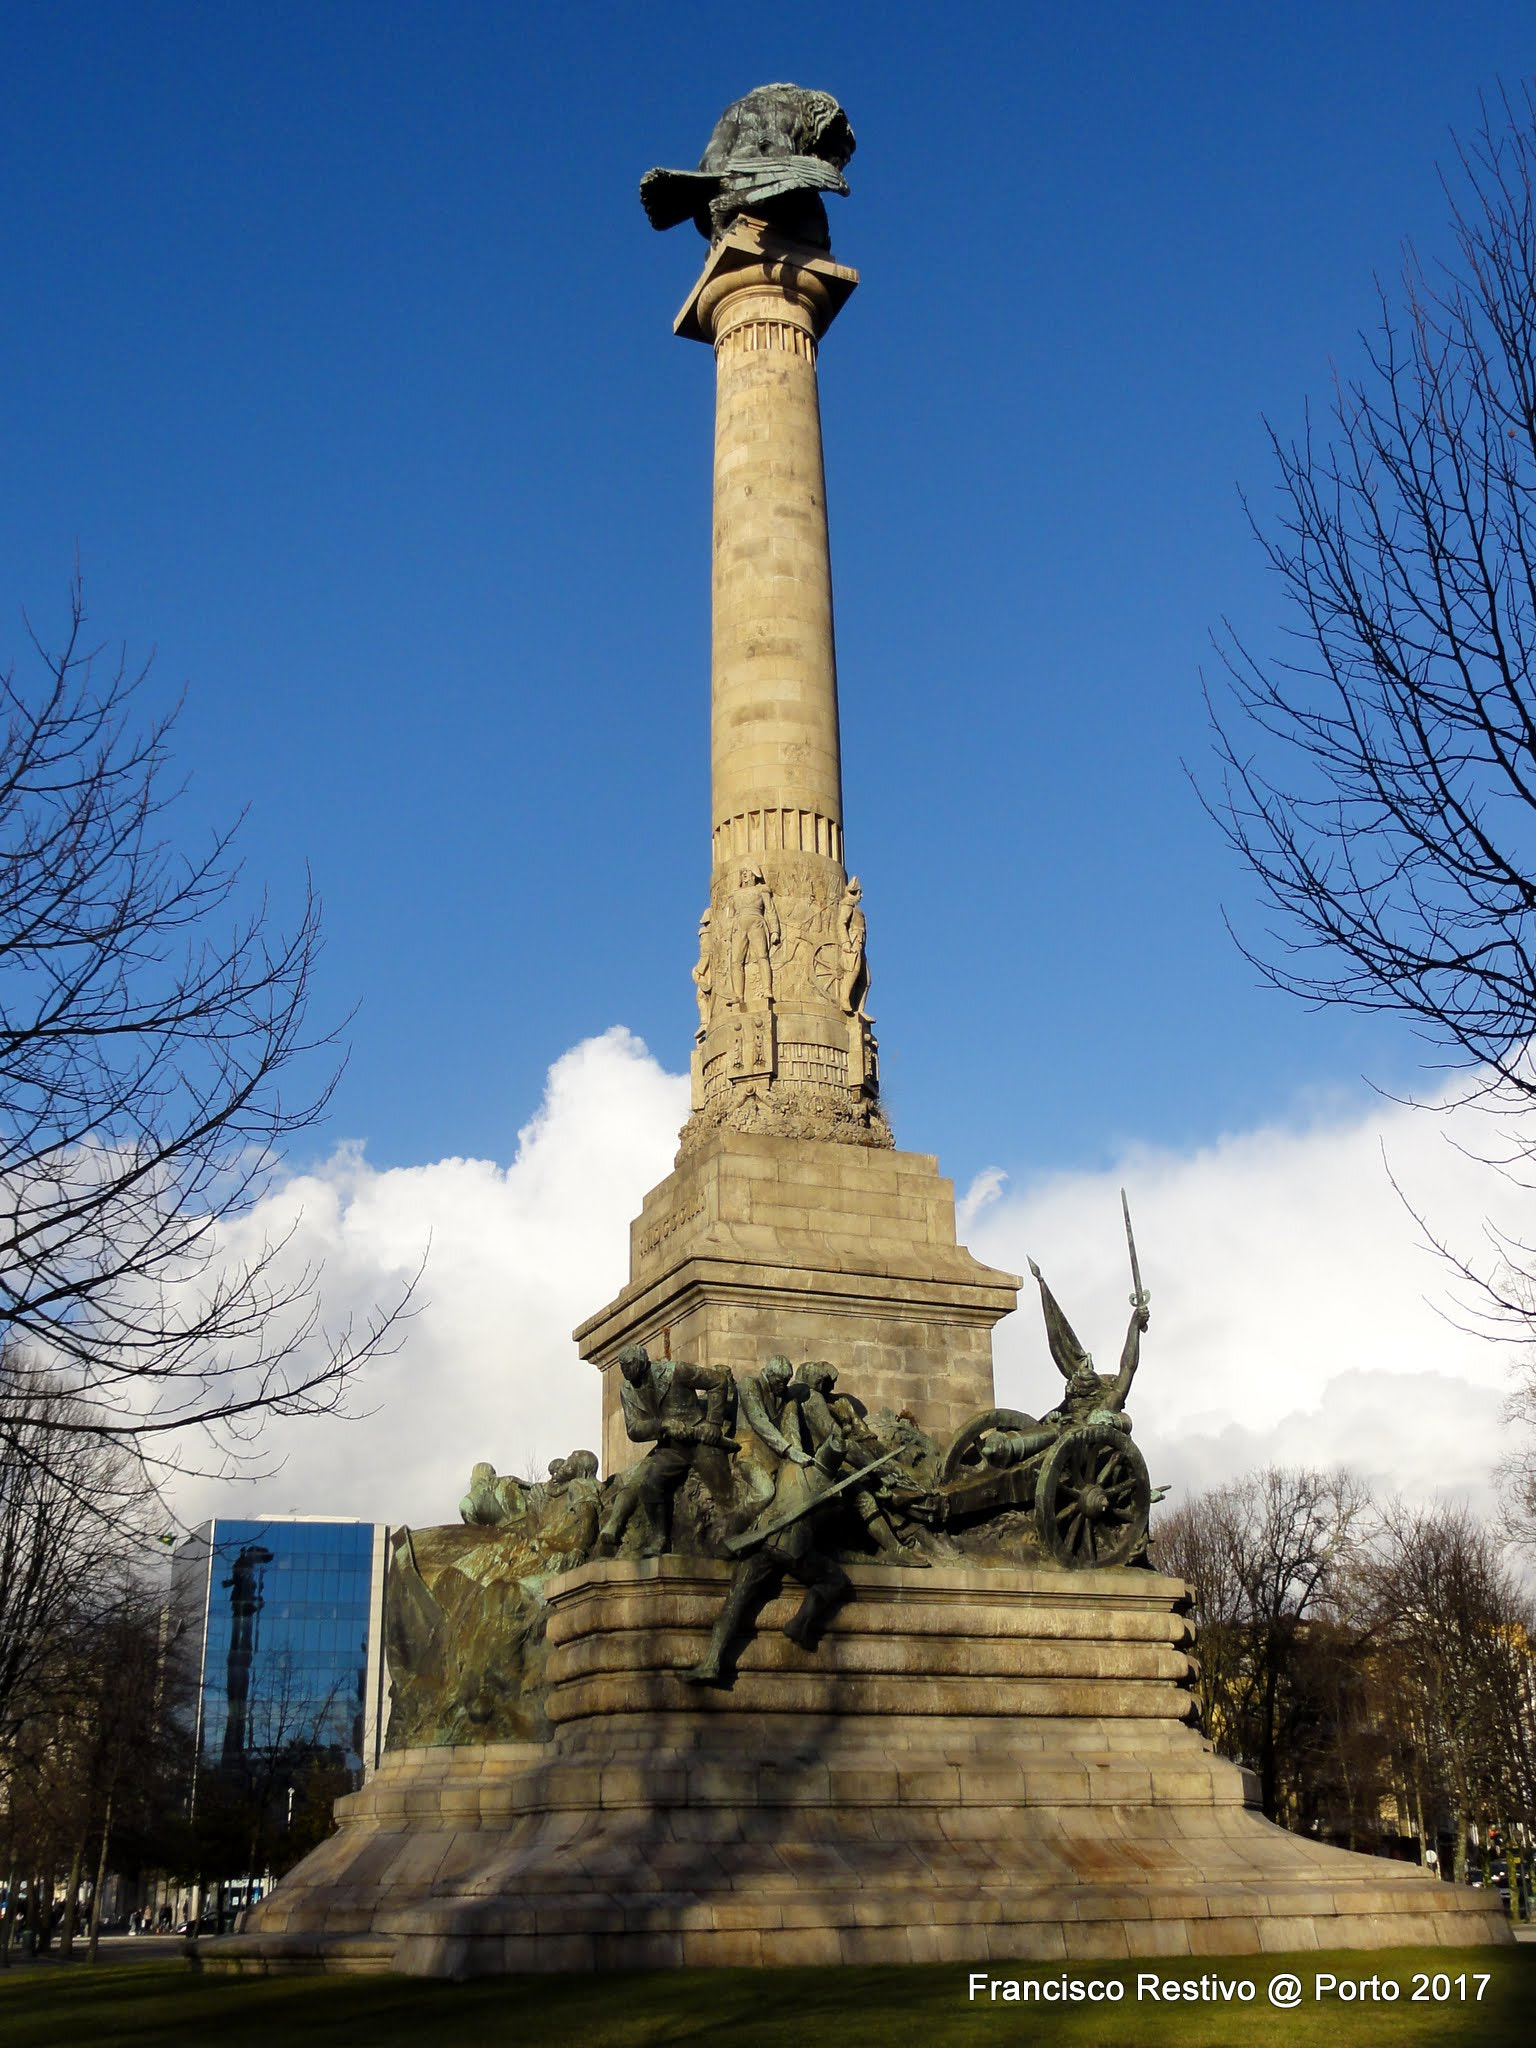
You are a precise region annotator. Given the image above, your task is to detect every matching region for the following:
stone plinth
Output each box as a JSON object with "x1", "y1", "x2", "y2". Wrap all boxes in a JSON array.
[
  {"x1": 574, "y1": 1128, "x2": 1020, "y2": 1475},
  {"x1": 206, "y1": 1560, "x2": 1509, "y2": 1976}
]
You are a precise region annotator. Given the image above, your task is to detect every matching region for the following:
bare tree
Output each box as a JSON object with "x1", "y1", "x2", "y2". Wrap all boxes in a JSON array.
[
  {"x1": 0, "y1": 1379, "x2": 152, "y2": 1766},
  {"x1": 0, "y1": 586, "x2": 405, "y2": 1468},
  {"x1": 0, "y1": 1565, "x2": 189, "y2": 1963},
  {"x1": 0, "y1": 1383, "x2": 179, "y2": 1962},
  {"x1": 1204, "y1": 87, "x2": 1536, "y2": 1502},
  {"x1": 1153, "y1": 1467, "x2": 1373, "y2": 1821},
  {"x1": 1363, "y1": 1502, "x2": 1536, "y2": 1880},
  {"x1": 186, "y1": 1652, "x2": 357, "y2": 1930},
  {"x1": 1160, "y1": 1468, "x2": 1536, "y2": 1871},
  {"x1": 1209, "y1": 88, "x2": 1536, "y2": 1106}
]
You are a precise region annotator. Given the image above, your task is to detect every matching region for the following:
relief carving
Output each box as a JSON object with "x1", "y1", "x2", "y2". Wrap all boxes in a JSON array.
[
  {"x1": 730, "y1": 1006, "x2": 775, "y2": 1082},
  {"x1": 721, "y1": 864, "x2": 780, "y2": 1007},
  {"x1": 774, "y1": 865, "x2": 840, "y2": 1004},
  {"x1": 837, "y1": 876, "x2": 872, "y2": 1019},
  {"x1": 691, "y1": 908, "x2": 714, "y2": 1039},
  {"x1": 849, "y1": 1014, "x2": 878, "y2": 1095}
]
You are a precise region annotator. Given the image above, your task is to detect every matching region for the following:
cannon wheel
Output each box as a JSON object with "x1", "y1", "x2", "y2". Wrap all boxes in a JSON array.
[
  {"x1": 1034, "y1": 1424, "x2": 1150, "y2": 1569},
  {"x1": 937, "y1": 1407, "x2": 1038, "y2": 1485}
]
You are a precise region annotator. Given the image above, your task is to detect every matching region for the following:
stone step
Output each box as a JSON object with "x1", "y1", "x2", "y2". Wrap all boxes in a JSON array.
[
  {"x1": 550, "y1": 1625, "x2": 1193, "y2": 1686},
  {"x1": 219, "y1": 1561, "x2": 1510, "y2": 1977},
  {"x1": 546, "y1": 1668, "x2": 1198, "y2": 1726}
]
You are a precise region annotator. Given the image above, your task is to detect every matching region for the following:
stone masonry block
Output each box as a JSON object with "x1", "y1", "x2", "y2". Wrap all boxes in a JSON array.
[
  {"x1": 1187, "y1": 1917, "x2": 1262, "y2": 1953},
  {"x1": 1257, "y1": 1917, "x2": 1322, "y2": 1951},
  {"x1": 759, "y1": 1926, "x2": 845, "y2": 1967},
  {"x1": 590, "y1": 1932, "x2": 685, "y2": 1970},
  {"x1": 839, "y1": 1925, "x2": 914, "y2": 1964},
  {"x1": 227, "y1": 1559, "x2": 1513, "y2": 1978},
  {"x1": 1060, "y1": 1922, "x2": 1133, "y2": 1960},
  {"x1": 681, "y1": 1928, "x2": 764, "y2": 1967},
  {"x1": 710, "y1": 1897, "x2": 784, "y2": 1931},
  {"x1": 1125, "y1": 1920, "x2": 1194, "y2": 1958},
  {"x1": 905, "y1": 1923, "x2": 993, "y2": 1965}
]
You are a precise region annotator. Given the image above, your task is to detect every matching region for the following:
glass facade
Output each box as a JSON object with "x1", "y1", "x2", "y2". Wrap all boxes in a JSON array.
[{"x1": 171, "y1": 1517, "x2": 384, "y2": 1776}]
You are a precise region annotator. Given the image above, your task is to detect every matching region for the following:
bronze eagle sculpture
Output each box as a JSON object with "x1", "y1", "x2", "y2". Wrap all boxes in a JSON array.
[{"x1": 640, "y1": 83, "x2": 855, "y2": 251}]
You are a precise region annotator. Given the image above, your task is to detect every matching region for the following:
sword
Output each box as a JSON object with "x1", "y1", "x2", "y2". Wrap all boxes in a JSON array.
[
  {"x1": 723, "y1": 1447, "x2": 904, "y2": 1555},
  {"x1": 1121, "y1": 1187, "x2": 1149, "y2": 1311}
]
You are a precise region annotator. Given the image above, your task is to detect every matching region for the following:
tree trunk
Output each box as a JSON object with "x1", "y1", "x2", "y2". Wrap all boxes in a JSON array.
[
  {"x1": 85, "y1": 1792, "x2": 112, "y2": 1965},
  {"x1": 1412, "y1": 1769, "x2": 1430, "y2": 1867},
  {"x1": 58, "y1": 1834, "x2": 87, "y2": 1959},
  {"x1": 34, "y1": 1864, "x2": 54, "y2": 1954},
  {"x1": 1335, "y1": 1723, "x2": 1358, "y2": 1851},
  {"x1": 1260, "y1": 1662, "x2": 1281, "y2": 1822},
  {"x1": 0, "y1": 1860, "x2": 18, "y2": 1967}
]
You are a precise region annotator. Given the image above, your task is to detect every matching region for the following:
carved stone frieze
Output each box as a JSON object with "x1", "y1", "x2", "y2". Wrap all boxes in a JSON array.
[
  {"x1": 690, "y1": 855, "x2": 887, "y2": 1140},
  {"x1": 705, "y1": 855, "x2": 852, "y2": 1010},
  {"x1": 729, "y1": 1005, "x2": 775, "y2": 1084},
  {"x1": 679, "y1": 1082, "x2": 893, "y2": 1154}
]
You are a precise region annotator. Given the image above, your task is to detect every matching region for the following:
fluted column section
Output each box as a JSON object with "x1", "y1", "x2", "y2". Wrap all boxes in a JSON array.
[{"x1": 700, "y1": 260, "x2": 844, "y2": 866}]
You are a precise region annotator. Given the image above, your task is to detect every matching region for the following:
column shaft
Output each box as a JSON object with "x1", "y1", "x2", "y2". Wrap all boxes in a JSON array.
[
  {"x1": 708, "y1": 279, "x2": 843, "y2": 866},
  {"x1": 678, "y1": 232, "x2": 886, "y2": 1152}
]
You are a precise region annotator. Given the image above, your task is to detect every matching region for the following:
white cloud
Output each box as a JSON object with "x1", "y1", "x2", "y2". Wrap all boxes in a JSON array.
[
  {"x1": 169, "y1": 1027, "x2": 686, "y2": 1531},
  {"x1": 965, "y1": 1089, "x2": 1527, "y2": 1519},
  {"x1": 168, "y1": 1035, "x2": 1532, "y2": 1533},
  {"x1": 955, "y1": 1164, "x2": 1008, "y2": 1236}
]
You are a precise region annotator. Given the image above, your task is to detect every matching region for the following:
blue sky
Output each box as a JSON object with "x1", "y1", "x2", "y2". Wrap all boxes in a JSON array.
[{"x1": 6, "y1": 2, "x2": 1534, "y2": 1197}]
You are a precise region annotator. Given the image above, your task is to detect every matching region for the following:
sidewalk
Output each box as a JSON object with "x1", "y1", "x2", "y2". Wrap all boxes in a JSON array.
[{"x1": 0, "y1": 1933, "x2": 187, "y2": 1968}]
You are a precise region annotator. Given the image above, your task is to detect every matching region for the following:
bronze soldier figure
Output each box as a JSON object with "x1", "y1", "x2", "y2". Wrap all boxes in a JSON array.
[
  {"x1": 685, "y1": 1433, "x2": 853, "y2": 1685},
  {"x1": 595, "y1": 1344, "x2": 738, "y2": 1558}
]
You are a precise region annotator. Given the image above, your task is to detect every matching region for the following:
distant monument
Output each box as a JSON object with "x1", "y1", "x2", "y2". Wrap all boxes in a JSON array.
[{"x1": 210, "y1": 87, "x2": 1510, "y2": 1977}]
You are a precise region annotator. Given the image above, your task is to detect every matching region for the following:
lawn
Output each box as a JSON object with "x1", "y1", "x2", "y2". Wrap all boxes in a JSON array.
[{"x1": 0, "y1": 1949, "x2": 1530, "y2": 2048}]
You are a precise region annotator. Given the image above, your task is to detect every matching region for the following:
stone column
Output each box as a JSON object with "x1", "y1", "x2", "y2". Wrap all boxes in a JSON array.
[
  {"x1": 678, "y1": 223, "x2": 882, "y2": 1150},
  {"x1": 579, "y1": 222, "x2": 1019, "y2": 1470},
  {"x1": 704, "y1": 250, "x2": 844, "y2": 865}
]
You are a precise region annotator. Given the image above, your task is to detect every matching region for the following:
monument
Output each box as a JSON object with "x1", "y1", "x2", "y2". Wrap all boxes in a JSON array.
[
  {"x1": 580, "y1": 84, "x2": 1018, "y2": 1475},
  {"x1": 207, "y1": 86, "x2": 1510, "y2": 1976}
]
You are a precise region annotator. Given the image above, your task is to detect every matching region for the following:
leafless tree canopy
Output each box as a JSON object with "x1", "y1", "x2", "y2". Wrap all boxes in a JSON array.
[
  {"x1": 1362, "y1": 1500, "x2": 1536, "y2": 1880},
  {"x1": 0, "y1": 1382, "x2": 154, "y2": 1763},
  {"x1": 1209, "y1": 90, "x2": 1536, "y2": 1093},
  {"x1": 1155, "y1": 1468, "x2": 1536, "y2": 1871},
  {"x1": 0, "y1": 1376, "x2": 188, "y2": 1959},
  {"x1": 0, "y1": 588, "x2": 404, "y2": 1467},
  {"x1": 1153, "y1": 1467, "x2": 1371, "y2": 1822},
  {"x1": 1205, "y1": 90, "x2": 1536, "y2": 1517}
]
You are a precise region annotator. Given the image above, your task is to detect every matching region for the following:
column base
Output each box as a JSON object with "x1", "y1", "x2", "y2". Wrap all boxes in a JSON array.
[{"x1": 574, "y1": 1128, "x2": 1020, "y2": 1475}]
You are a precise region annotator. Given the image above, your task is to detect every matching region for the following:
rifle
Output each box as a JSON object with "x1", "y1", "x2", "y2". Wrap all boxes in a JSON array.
[{"x1": 723, "y1": 1448, "x2": 903, "y2": 1555}]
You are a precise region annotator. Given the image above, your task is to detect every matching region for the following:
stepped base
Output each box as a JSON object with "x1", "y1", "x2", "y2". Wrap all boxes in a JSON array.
[{"x1": 204, "y1": 1561, "x2": 1511, "y2": 1976}]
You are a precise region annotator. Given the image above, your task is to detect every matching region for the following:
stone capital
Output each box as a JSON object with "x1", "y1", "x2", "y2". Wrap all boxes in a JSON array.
[{"x1": 674, "y1": 217, "x2": 858, "y2": 346}]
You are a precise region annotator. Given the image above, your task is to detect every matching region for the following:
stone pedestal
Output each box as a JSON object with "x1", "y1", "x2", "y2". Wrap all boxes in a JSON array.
[
  {"x1": 575, "y1": 1128, "x2": 1020, "y2": 1475},
  {"x1": 209, "y1": 1559, "x2": 1509, "y2": 1976}
]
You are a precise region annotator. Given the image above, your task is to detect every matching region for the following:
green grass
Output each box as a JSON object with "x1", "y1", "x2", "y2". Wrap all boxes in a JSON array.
[{"x1": 0, "y1": 1949, "x2": 1528, "y2": 2048}]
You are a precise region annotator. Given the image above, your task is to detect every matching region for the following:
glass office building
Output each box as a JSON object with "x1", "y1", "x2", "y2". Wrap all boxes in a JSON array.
[{"x1": 170, "y1": 1516, "x2": 388, "y2": 1780}]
